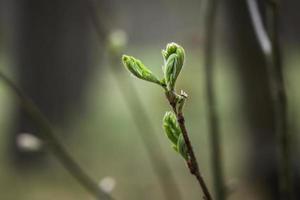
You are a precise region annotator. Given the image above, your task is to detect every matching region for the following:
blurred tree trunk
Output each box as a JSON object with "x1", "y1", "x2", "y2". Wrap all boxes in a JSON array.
[
  {"x1": 11, "y1": 0, "x2": 94, "y2": 165},
  {"x1": 225, "y1": 1, "x2": 280, "y2": 198}
]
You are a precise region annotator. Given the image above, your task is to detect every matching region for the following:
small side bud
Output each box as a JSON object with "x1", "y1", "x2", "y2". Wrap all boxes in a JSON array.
[
  {"x1": 122, "y1": 55, "x2": 162, "y2": 85},
  {"x1": 163, "y1": 111, "x2": 188, "y2": 160},
  {"x1": 163, "y1": 111, "x2": 181, "y2": 145},
  {"x1": 180, "y1": 90, "x2": 188, "y2": 98},
  {"x1": 162, "y1": 42, "x2": 185, "y2": 90}
]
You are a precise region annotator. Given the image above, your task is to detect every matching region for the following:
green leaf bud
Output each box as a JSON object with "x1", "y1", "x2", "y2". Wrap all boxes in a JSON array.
[
  {"x1": 162, "y1": 111, "x2": 181, "y2": 145},
  {"x1": 162, "y1": 43, "x2": 185, "y2": 90},
  {"x1": 122, "y1": 55, "x2": 162, "y2": 85},
  {"x1": 162, "y1": 43, "x2": 178, "y2": 60},
  {"x1": 163, "y1": 111, "x2": 188, "y2": 160}
]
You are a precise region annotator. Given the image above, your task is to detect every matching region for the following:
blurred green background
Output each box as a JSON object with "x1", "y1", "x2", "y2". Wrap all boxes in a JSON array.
[{"x1": 0, "y1": 0, "x2": 300, "y2": 199}]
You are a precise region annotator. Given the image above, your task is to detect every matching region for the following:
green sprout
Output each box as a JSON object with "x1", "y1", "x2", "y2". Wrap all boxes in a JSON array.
[
  {"x1": 121, "y1": 42, "x2": 212, "y2": 200},
  {"x1": 122, "y1": 55, "x2": 162, "y2": 86},
  {"x1": 162, "y1": 42, "x2": 185, "y2": 91},
  {"x1": 121, "y1": 43, "x2": 187, "y2": 160},
  {"x1": 163, "y1": 111, "x2": 188, "y2": 160}
]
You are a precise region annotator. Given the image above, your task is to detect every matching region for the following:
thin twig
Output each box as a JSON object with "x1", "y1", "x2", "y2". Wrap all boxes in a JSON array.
[
  {"x1": 86, "y1": 1, "x2": 183, "y2": 199},
  {"x1": 202, "y1": 0, "x2": 225, "y2": 199},
  {"x1": 247, "y1": 0, "x2": 292, "y2": 199},
  {"x1": 0, "y1": 72, "x2": 114, "y2": 200},
  {"x1": 166, "y1": 92, "x2": 213, "y2": 200},
  {"x1": 177, "y1": 112, "x2": 212, "y2": 200}
]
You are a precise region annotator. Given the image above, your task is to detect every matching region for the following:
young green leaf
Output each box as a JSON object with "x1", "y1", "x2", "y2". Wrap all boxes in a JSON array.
[
  {"x1": 122, "y1": 55, "x2": 162, "y2": 85},
  {"x1": 164, "y1": 54, "x2": 178, "y2": 90}
]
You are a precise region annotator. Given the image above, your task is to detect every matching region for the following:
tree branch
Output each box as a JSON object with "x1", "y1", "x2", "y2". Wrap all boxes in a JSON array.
[{"x1": 166, "y1": 91, "x2": 213, "y2": 200}]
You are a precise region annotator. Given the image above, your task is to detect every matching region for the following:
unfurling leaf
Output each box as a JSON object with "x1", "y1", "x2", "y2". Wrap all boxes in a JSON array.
[
  {"x1": 122, "y1": 55, "x2": 162, "y2": 85},
  {"x1": 163, "y1": 111, "x2": 188, "y2": 160},
  {"x1": 163, "y1": 111, "x2": 181, "y2": 145},
  {"x1": 162, "y1": 43, "x2": 185, "y2": 90}
]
